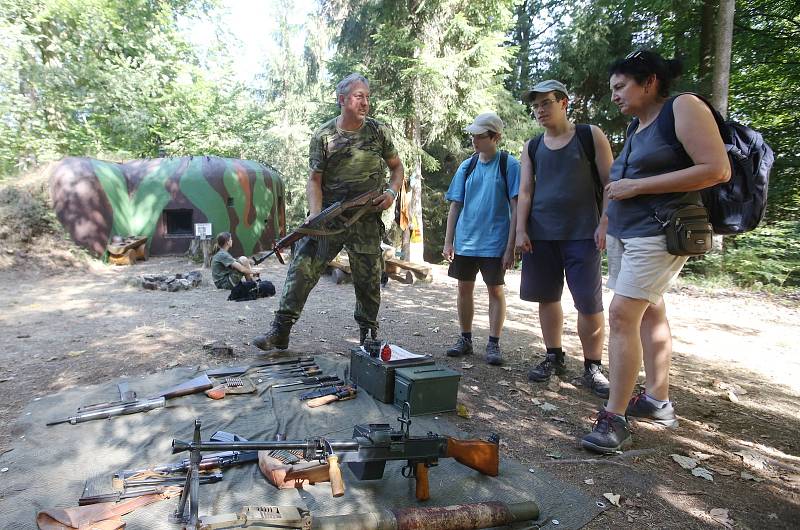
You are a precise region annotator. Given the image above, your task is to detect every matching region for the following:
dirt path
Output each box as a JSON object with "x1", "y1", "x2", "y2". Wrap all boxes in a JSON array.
[{"x1": 1, "y1": 256, "x2": 798, "y2": 528}]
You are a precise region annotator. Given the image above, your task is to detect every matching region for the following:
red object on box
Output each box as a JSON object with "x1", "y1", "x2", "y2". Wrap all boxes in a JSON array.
[{"x1": 380, "y1": 343, "x2": 392, "y2": 362}]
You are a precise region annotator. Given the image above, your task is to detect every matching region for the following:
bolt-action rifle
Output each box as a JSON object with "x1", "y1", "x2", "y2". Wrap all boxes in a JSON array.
[
  {"x1": 253, "y1": 188, "x2": 382, "y2": 265},
  {"x1": 46, "y1": 373, "x2": 213, "y2": 426},
  {"x1": 171, "y1": 404, "x2": 500, "y2": 527}
]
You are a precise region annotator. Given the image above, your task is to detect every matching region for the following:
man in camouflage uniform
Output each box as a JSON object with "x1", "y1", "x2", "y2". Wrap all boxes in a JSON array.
[{"x1": 254, "y1": 73, "x2": 405, "y2": 351}]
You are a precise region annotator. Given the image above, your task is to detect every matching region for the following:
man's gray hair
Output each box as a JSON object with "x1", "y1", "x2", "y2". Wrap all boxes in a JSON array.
[{"x1": 336, "y1": 73, "x2": 369, "y2": 107}]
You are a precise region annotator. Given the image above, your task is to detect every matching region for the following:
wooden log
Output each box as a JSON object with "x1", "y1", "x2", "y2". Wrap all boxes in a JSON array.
[
  {"x1": 388, "y1": 271, "x2": 414, "y2": 285},
  {"x1": 385, "y1": 257, "x2": 432, "y2": 282}
]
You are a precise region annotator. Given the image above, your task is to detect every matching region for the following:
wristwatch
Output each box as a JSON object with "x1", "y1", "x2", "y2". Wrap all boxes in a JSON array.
[{"x1": 384, "y1": 188, "x2": 398, "y2": 200}]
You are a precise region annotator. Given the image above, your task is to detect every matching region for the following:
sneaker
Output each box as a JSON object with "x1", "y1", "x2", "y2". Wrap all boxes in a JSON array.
[
  {"x1": 626, "y1": 389, "x2": 679, "y2": 428},
  {"x1": 527, "y1": 352, "x2": 566, "y2": 382},
  {"x1": 582, "y1": 364, "x2": 610, "y2": 398},
  {"x1": 581, "y1": 410, "x2": 632, "y2": 454},
  {"x1": 446, "y1": 336, "x2": 473, "y2": 357},
  {"x1": 253, "y1": 316, "x2": 293, "y2": 351},
  {"x1": 485, "y1": 342, "x2": 503, "y2": 366}
]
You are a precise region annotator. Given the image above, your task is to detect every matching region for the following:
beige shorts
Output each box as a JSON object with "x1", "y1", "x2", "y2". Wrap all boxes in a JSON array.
[{"x1": 606, "y1": 234, "x2": 688, "y2": 304}]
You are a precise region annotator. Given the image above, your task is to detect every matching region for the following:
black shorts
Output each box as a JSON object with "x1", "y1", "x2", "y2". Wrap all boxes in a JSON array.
[{"x1": 447, "y1": 254, "x2": 505, "y2": 286}]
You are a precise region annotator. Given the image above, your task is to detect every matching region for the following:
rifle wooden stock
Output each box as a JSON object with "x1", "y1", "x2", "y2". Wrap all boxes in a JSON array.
[
  {"x1": 414, "y1": 462, "x2": 430, "y2": 501},
  {"x1": 154, "y1": 373, "x2": 213, "y2": 400},
  {"x1": 445, "y1": 438, "x2": 499, "y2": 477},
  {"x1": 327, "y1": 455, "x2": 345, "y2": 498},
  {"x1": 253, "y1": 189, "x2": 382, "y2": 266}
]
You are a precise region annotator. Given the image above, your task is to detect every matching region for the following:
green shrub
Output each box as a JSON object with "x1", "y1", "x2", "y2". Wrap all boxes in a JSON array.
[
  {"x1": 683, "y1": 221, "x2": 800, "y2": 288},
  {"x1": 0, "y1": 185, "x2": 57, "y2": 244}
]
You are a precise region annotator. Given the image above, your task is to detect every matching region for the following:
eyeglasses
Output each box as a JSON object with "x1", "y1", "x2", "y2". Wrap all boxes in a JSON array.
[
  {"x1": 625, "y1": 50, "x2": 645, "y2": 61},
  {"x1": 531, "y1": 99, "x2": 557, "y2": 111},
  {"x1": 471, "y1": 132, "x2": 491, "y2": 140}
]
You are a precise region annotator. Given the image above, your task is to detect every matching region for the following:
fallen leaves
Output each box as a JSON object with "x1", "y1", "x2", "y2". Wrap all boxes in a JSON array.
[
  {"x1": 603, "y1": 493, "x2": 621, "y2": 507},
  {"x1": 671, "y1": 454, "x2": 697, "y2": 470},
  {"x1": 671, "y1": 454, "x2": 713, "y2": 482},
  {"x1": 709, "y1": 508, "x2": 733, "y2": 529},
  {"x1": 456, "y1": 403, "x2": 470, "y2": 419},
  {"x1": 692, "y1": 467, "x2": 714, "y2": 481}
]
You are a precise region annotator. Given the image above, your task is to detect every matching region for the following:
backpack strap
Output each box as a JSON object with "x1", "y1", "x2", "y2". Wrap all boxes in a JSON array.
[
  {"x1": 464, "y1": 153, "x2": 480, "y2": 180},
  {"x1": 526, "y1": 134, "x2": 544, "y2": 171},
  {"x1": 575, "y1": 124, "x2": 603, "y2": 211},
  {"x1": 464, "y1": 151, "x2": 511, "y2": 198}
]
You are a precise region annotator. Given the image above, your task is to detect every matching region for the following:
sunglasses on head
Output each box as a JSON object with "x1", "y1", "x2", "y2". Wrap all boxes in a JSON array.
[{"x1": 625, "y1": 50, "x2": 645, "y2": 61}]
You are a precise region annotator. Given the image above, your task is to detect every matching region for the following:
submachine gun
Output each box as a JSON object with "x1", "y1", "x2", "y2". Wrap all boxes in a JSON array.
[
  {"x1": 171, "y1": 403, "x2": 500, "y2": 528},
  {"x1": 253, "y1": 188, "x2": 383, "y2": 265}
]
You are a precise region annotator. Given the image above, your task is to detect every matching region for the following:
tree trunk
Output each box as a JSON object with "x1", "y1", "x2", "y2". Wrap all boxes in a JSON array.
[
  {"x1": 711, "y1": 0, "x2": 735, "y2": 118},
  {"x1": 697, "y1": 0, "x2": 717, "y2": 95},
  {"x1": 404, "y1": 115, "x2": 425, "y2": 263}
]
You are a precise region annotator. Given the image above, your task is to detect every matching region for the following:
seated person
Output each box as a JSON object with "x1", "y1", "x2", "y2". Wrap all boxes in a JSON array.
[{"x1": 211, "y1": 232, "x2": 275, "y2": 301}]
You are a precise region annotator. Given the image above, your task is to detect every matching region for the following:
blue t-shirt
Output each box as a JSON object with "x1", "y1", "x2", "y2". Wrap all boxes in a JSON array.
[{"x1": 445, "y1": 152, "x2": 520, "y2": 257}]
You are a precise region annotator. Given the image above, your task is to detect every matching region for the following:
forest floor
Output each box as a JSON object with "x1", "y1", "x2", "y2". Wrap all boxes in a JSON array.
[{"x1": 1, "y1": 241, "x2": 799, "y2": 529}]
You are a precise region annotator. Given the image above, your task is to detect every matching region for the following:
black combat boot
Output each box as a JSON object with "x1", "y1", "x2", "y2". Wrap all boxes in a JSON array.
[
  {"x1": 359, "y1": 327, "x2": 377, "y2": 345},
  {"x1": 253, "y1": 315, "x2": 293, "y2": 351}
]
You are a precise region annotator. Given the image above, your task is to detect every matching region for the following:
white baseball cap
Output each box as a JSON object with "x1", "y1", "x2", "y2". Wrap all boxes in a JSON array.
[{"x1": 465, "y1": 112, "x2": 504, "y2": 135}]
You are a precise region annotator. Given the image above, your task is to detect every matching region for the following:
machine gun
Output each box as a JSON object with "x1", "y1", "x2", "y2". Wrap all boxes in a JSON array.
[
  {"x1": 253, "y1": 189, "x2": 383, "y2": 265},
  {"x1": 171, "y1": 404, "x2": 500, "y2": 528}
]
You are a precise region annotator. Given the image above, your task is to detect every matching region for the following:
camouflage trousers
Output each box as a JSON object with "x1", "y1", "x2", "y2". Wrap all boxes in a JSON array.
[{"x1": 276, "y1": 215, "x2": 384, "y2": 331}]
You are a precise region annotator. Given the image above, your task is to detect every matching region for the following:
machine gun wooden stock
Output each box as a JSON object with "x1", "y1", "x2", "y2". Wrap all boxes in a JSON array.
[
  {"x1": 171, "y1": 404, "x2": 500, "y2": 528},
  {"x1": 253, "y1": 189, "x2": 382, "y2": 265}
]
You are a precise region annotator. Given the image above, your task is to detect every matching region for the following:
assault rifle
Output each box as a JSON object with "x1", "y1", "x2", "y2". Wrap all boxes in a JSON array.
[
  {"x1": 46, "y1": 373, "x2": 213, "y2": 426},
  {"x1": 253, "y1": 188, "x2": 383, "y2": 265},
  {"x1": 171, "y1": 404, "x2": 500, "y2": 527},
  {"x1": 115, "y1": 430, "x2": 256, "y2": 482}
]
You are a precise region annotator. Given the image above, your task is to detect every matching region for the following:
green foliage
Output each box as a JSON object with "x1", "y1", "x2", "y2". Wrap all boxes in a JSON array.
[
  {"x1": 683, "y1": 221, "x2": 800, "y2": 288},
  {"x1": 0, "y1": 0, "x2": 214, "y2": 173},
  {"x1": 0, "y1": 184, "x2": 56, "y2": 243}
]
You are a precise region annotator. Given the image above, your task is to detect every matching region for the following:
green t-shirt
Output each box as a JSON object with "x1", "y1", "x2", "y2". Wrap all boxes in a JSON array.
[
  {"x1": 309, "y1": 117, "x2": 398, "y2": 205},
  {"x1": 211, "y1": 249, "x2": 242, "y2": 289}
]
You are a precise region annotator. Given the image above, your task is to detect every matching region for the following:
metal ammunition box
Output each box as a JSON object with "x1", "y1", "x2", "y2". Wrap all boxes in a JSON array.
[
  {"x1": 393, "y1": 366, "x2": 461, "y2": 415},
  {"x1": 349, "y1": 347, "x2": 435, "y2": 403}
]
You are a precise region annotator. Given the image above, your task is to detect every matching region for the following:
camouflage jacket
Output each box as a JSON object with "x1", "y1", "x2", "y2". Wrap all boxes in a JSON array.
[{"x1": 309, "y1": 117, "x2": 397, "y2": 206}]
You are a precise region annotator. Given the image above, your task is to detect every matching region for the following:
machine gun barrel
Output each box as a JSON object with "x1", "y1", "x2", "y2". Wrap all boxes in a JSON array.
[{"x1": 172, "y1": 439, "x2": 360, "y2": 456}]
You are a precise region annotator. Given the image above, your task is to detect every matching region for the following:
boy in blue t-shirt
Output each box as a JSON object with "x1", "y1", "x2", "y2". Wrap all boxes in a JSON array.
[{"x1": 443, "y1": 112, "x2": 520, "y2": 365}]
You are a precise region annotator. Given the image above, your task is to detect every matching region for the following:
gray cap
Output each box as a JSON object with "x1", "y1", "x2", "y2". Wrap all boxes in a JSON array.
[
  {"x1": 521, "y1": 79, "x2": 569, "y2": 102},
  {"x1": 465, "y1": 112, "x2": 504, "y2": 135}
]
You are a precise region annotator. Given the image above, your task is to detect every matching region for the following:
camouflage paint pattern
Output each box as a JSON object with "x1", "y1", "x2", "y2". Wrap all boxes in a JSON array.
[
  {"x1": 277, "y1": 214, "x2": 385, "y2": 330},
  {"x1": 49, "y1": 156, "x2": 285, "y2": 257}
]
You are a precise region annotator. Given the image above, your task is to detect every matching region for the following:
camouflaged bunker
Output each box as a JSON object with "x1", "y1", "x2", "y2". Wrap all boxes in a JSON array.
[{"x1": 49, "y1": 156, "x2": 285, "y2": 257}]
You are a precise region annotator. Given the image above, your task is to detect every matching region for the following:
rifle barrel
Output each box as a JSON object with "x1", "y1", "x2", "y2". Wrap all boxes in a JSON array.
[
  {"x1": 47, "y1": 397, "x2": 166, "y2": 426},
  {"x1": 172, "y1": 439, "x2": 360, "y2": 455}
]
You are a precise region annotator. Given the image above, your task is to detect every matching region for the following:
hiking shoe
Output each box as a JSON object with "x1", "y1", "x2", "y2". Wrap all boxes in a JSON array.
[
  {"x1": 581, "y1": 410, "x2": 632, "y2": 454},
  {"x1": 253, "y1": 316, "x2": 292, "y2": 351},
  {"x1": 359, "y1": 327, "x2": 377, "y2": 345},
  {"x1": 446, "y1": 336, "x2": 473, "y2": 357},
  {"x1": 582, "y1": 364, "x2": 610, "y2": 398},
  {"x1": 626, "y1": 389, "x2": 679, "y2": 428},
  {"x1": 527, "y1": 352, "x2": 566, "y2": 382},
  {"x1": 485, "y1": 342, "x2": 503, "y2": 366}
]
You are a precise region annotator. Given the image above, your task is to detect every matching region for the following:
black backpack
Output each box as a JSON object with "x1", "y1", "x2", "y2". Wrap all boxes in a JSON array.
[
  {"x1": 527, "y1": 124, "x2": 603, "y2": 214},
  {"x1": 649, "y1": 93, "x2": 774, "y2": 235},
  {"x1": 464, "y1": 150, "x2": 510, "y2": 198}
]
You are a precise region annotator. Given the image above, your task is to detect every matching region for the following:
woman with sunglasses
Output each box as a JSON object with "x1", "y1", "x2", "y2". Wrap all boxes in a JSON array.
[{"x1": 581, "y1": 50, "x2": 730, "y2": 453}]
